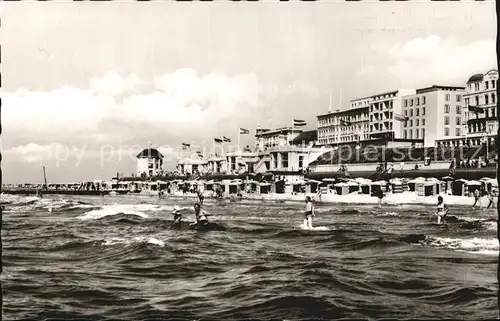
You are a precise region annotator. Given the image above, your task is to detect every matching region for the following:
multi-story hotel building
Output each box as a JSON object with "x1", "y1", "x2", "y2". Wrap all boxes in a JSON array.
[
  {"x1": 254, "y1": 127, "x2": 303, "y2": 150},
  {"x1": 317, "y1": 89, "x2": 416, "y2": 146},
  {"x1": 368, "y1": 89, "x2": 415, "y2": 140},
  {"x1": 402, "y1": 86, "x2": 465, "y2": 147},
  {"x1": 463, "y1": 69, "x2": 498, "y2": 147},
  {"x1": 317, "y1": 96, "x2": 371, "y2": 145},
  {"x1": 432, "y1": 69, "x2": 498, "y2": 148}
]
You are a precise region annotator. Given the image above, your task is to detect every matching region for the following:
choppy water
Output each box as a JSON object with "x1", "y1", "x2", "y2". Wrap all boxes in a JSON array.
[{"x1": 2, "y1": 194, "x2": 499, "y2": 320}]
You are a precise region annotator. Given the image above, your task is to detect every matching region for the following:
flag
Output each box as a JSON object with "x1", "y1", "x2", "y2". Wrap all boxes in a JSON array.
[
  {"x1": 293, "y1": 119, "x2": 307, "y2": 127},
  {"x1": 214, "y1": 138, "x2": 223, "y2": 143},
  {"x1": 223, "y1": 136, "x2": 231, "y2": 142},
  {"x1": 181, "y1": 143, "x2": 190, "y2": 149},
  {"x1": 468, "y1": 105, "x2": 485, "y2": 114},
  {"x1": 240, "y1": 128, "x2": 250, "y2": 135},
  {"x1": 394, "y1": 113, "x2": 409, "y2": 122}
]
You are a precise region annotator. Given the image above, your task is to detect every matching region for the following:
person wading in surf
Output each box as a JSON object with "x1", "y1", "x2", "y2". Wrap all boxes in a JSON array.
[
  {"x1": 303, "y1": 196, "x2": 315, "y2": 229},
  {"x1": 191, "y1": 203, "x2": 211, "y2": 229},
  {"x1": 197, "y1": 189, "x2": 204, "y2": 206},
  {"x1": 435, "y1": 196, "x2": 449, "y2": 225}
]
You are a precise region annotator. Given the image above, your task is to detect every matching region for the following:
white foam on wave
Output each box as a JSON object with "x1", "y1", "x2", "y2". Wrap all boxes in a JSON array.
[
  {"x1": 102, "y1": 236, "x2": 165, "y2": 247},
  {"x1": 427, "y1": 236, "x2": 499, "y2": 256},
  {"x1": 299, "y1": 224, "x2": 330, "y2": 231},
  {"x1": 78, "y1": 205, "x2": 150, "y2": 220},
  {"x1": 377, "y1": 212, "x2": 399, "y2": 217}
]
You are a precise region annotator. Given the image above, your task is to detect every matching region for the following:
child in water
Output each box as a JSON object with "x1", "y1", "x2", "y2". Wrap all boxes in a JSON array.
[
  {"x1": 435, "y1": 196, "x2": 449, "y2": 225},
  {"x1": 303, "y1": 196, "x2": 315, "y2": 229}
]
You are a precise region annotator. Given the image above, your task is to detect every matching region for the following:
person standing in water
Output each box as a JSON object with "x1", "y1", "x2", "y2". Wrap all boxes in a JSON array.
[
  {"x1": 472, "y1": 188, "x2": 481, "y2": 209},
  {"x1": 191, "y1": 203, "x2": 210, "y2": 229},
  {"x1": 435, "y1": 196, "x2": 449, "y2": 225},
  {"x1": 303, "y1": 196, "x2": 315, "y2": 229},
  {"x1": 487, "y1": 189, "x2": 495, "y2": 209},
  {"x1": 197, "y1": 189, "x2": 204, "y2": 206}
]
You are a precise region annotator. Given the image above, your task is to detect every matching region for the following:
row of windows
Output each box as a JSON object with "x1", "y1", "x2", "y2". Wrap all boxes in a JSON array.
[
  {"x1": 404, "y1": 118, "x2": 426, "y2": 127},
  {"x1": 464, "y1": 93, "x2": 496, "y2": 106},
  {"x1": 403, "y1": 128, "x2": 426, "y2": 139},
  {"x1": 442, "y1": 105, "x2": 462, "y2": 114},
  {"x1": 404, "y1": 107, "x2": 426, "y2": 117},
  {"x1": 443, "y1": 116, "x2": 463, "y2": 126},
  {"x1": 467, "y1": 80, "x2": 497, "y2": 92},
  {"x1": 444, "y1": 127, "x2": 461, "y2": 137}
]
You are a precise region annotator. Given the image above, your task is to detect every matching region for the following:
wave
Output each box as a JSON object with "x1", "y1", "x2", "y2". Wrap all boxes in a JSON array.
[
  {"x1": 423, "y1": 236, "x2": 499, "y2": 255},
  {"x1": 78, "y1": 205, "x2": 151, "y2": 220},
  {"x1": 102, "y1": 236, "x2": 165, "y2": 247}
]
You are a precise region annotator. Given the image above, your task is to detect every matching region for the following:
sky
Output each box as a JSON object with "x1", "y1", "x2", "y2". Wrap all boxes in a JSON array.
[{"x1": 0, "y1": 1, "x2": 497, "y2": 184}]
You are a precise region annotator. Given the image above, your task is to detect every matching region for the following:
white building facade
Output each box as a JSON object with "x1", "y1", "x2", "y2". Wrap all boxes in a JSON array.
[
  {"x1": 136, "y1": 148, "x2": 164, "y2": 177},
  {"x1": 402, "y1": 86, "x2": 465, "y2": 147}
]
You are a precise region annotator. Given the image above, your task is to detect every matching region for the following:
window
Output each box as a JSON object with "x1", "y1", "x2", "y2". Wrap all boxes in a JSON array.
[
  {"x1": 444, "y1": 104, "x2": 450, "y2": 113},
  {"x1": 422, "y1": 96, "x2": 426, "y2": 105},
  {"x1": 410, "y1": 109, "x2": 413, "y2": 117},
  {"x1": 486, "y1": 82, "x2": 489, "y2": 90},
  {"x1": 404, "y1": 110, "x2": 408, "y2": 116},
  {"x1": 281, "y1": 153, "x2": 288, "y2": 169},
  {"x1": 492, "y1": 93, "x2": 496, "y2": 103},
  {"x1": 445, "y1": 128, "x2": 450, "y2": 136},
  {"x1": 493, "y1": 80, "x2": 496, "y2": 89},
  {"x1": 456, "y1": 106, "x2": 461, "y2": 114},
  {"x1": 456, "y1": 117, "x2": 461, "y2": 125},
  {"x1": 298, "y1": 155, "x2": 304, "y2": 168},
  {"x1": 416, "y1": 97, "x2": 420, "y2": 106},
  {"x1": 456, "y1": 128, "x2": 461, "y2": 136},
  {"x1": 444, "y1": 116, "x2": 450, "y2": 125},
  {"x1": 416, "y1": 129, "x2": 419, "y2": 139},
  {"x1": 409, "y1": 120, "x2": 413, "y2": 127},
  {"x1": 422, "y1": 128, "x2": 425, "y2": 138},
  {"x1": 404, "y1": 100, "x2": 408, "y2": 107},
  {"x1": 409, "y1": 130, "x2": 413, "y2": 139},
  {"x1": 416, "y1": 119, "x2": 420, "y2": 126},
  {"x1": 445, "y1": 94, "x2": 450, "y2": 101},
  {"x1": 475, "y1": 96, "x2": 479, "y2": 105},
  {"x1": 457, "y1": 94, "x2": 462, "y2": 102},
  {"x1": 475, "y1": 83, "x2": 480, "y2": 91},
  {"x1": 416, "y1": 108, "x2": 420, "y2": 116},
  {"x1": 422, "y1": 119, "x2": 425, "y2": 126},
  {"x1": 485, "y1": 95, "x2": 489, "y2": 105},
  {"x1": 404, "y1": 130, "x2": 407, "y2": 139},
  {"x1": 410, "y1": 99, "x2": 414, "y2": 107},
  {"x1": 422, "y1": 107, "x2": 426, "y2": 115}
]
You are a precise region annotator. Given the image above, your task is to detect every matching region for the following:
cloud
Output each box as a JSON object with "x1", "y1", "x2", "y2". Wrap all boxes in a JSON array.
[
  {"x1": 2, "y1": 69, "x2": 264, "y2": 149},
  {"x1": 90, "y1": 72, "x2": 141, "y2": 96},
  {"x1": 387, "y1": 35, "x2": 497, "y2": 86}
]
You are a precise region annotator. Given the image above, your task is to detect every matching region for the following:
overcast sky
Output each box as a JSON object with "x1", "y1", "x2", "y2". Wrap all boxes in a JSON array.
[{"x1": 1, "y1": 1, "x2": 496, "y2": 183}]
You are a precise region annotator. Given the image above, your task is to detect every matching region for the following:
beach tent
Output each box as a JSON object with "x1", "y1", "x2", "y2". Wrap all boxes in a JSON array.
[
  {"x1": 354, "y1": 178, "x2": 371, "y2": 194},
  {"x1": 408, "y1": 177, "x2": 425, "y2": 192},
  {"x1": 334, "y1": 182, "x2": 349, "y2": 195},
  {"x1": 346, "y1": 180, "x2": 360, "y2": 193},
  {"x1": 467, "y1": 180, "x2": 482, "y2": 196},
  {"x1": 451, "y1": 179, "x2": 468, "y2": 196},
  {"x1": 258, "y1": 182, "x2": 271, "y2": 194},
  {"x1": 389, "y1": 178, "x2": 403, "y2": 194}
]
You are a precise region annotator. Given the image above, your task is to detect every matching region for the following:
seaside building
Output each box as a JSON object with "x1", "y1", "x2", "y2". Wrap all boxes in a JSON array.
[
  {"x1": 176, "y1": 152, "x2": 209, "y2": 176},
  {"x1": 317, "y1": 89, "x2": 419, "y2": 148},
  {"x1": 254, "y1": 128, "x2": 329, "y2": 183},
  {"x1": 402, "y1": 85, "x2": 466, "y2": 147},
  {"x1": 136, "y1": 147, "x2": 164, "y2": 177}
]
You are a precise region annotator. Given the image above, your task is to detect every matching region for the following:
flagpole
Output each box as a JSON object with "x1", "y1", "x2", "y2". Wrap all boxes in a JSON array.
[{"x1": 238, "y1": 129, "x2": 241, "y2": 154}]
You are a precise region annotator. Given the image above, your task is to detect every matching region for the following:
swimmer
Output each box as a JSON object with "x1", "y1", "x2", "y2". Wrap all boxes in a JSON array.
[
  {"x1": 197, "y1": 189, "x2": 204, "y2": 205},
  {"x1": 435, "y1": 196, "x2": 449, "y2": 225},
  {"x1": 191, "y1": 203, "x2": 211, "y2": 229},
  {"x1": 303, "y1": 196, "x2": 315, "y2": 229},
  {"x1": 172, "y1": 203, "x2": 212, "y2": 229},
  {"x1": 172, "y1": 205, "x2": 183, "y2": 225}
]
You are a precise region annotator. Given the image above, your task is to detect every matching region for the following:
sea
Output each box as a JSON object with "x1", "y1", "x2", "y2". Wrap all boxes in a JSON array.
[{"x1": 2, "y1": 193, "x2": 499, "y2": 320}]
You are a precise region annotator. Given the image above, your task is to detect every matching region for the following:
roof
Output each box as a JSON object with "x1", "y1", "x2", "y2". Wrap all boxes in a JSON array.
[
  {"x1": 290, "y1": 130, "x2": 318, "y2": 145},
  {"x1": 467, "y1": 73, "x2": 484, "y2": 83},
  {"x1": 415, "y1": 85, "x2": 465, "y2": 94},
  {"x1": 136, "y1": 148, "x2": 164, "y2": 159}
]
